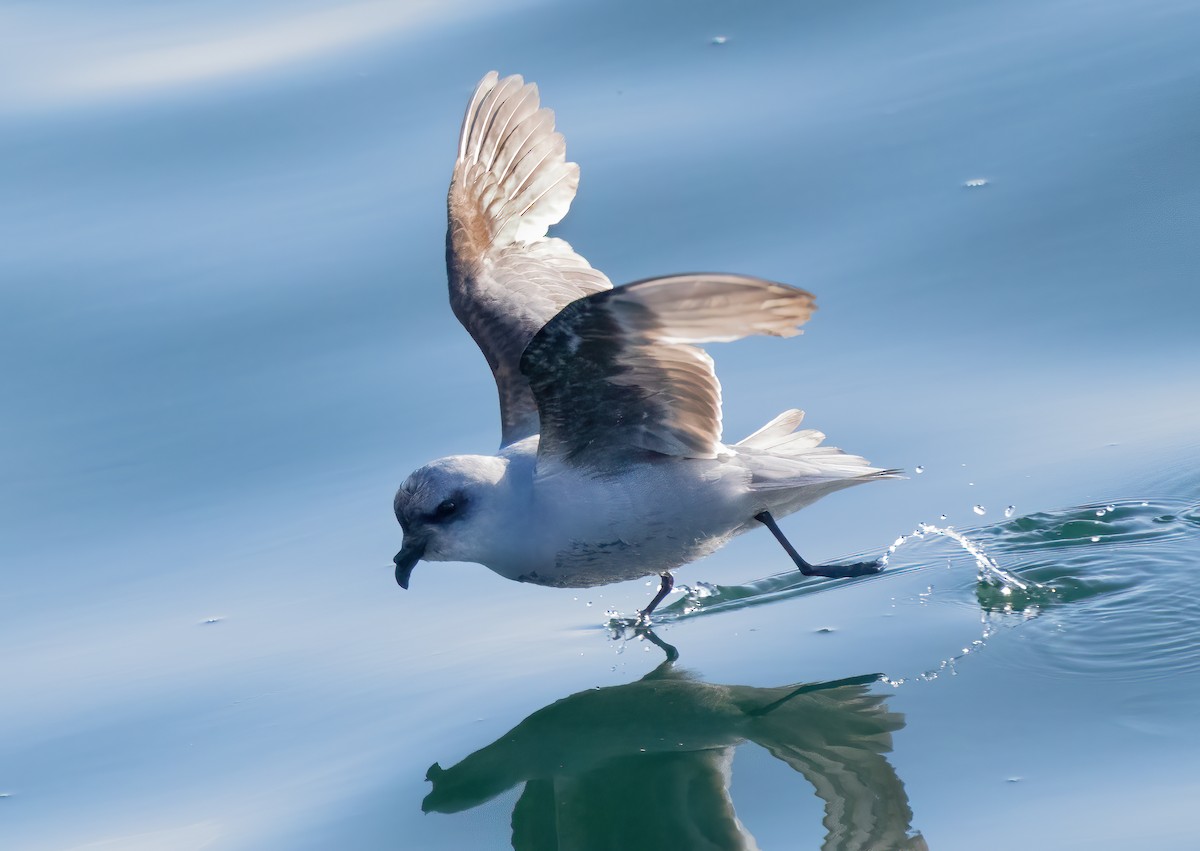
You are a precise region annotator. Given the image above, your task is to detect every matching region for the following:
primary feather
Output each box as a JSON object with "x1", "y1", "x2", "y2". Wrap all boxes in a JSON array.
[{"x1": 447, "y1": 72, "x2": 611, "y2": 447}]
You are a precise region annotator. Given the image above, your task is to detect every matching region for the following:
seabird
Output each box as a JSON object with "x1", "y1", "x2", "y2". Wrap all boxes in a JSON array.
[{"x1": 393, "y1": 71, "x2": 896, "y2": 619}]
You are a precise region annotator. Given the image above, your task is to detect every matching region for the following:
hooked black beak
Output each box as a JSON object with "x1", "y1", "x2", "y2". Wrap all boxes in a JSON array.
[{"x1": 393, "y1": 538, "x2": 426, "y2": 589}]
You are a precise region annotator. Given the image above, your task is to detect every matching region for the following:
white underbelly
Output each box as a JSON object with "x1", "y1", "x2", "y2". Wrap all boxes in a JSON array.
[{"x1": 504, "y1": 459, "x2": 753, "y2": 588}]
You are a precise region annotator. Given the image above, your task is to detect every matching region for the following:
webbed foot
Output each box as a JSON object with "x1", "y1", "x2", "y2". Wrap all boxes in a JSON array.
[{"x1": 754, "y1": 511, "x2": 884, "y2": 579}]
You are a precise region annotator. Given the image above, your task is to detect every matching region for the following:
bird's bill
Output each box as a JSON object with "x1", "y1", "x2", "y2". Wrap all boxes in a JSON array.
[{"x1": 393, "y1": 538, "x2": 426, "y2": 589}]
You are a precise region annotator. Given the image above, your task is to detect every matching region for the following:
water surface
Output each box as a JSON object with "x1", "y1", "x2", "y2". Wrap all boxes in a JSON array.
[{"x1": 3, "y1": 1, "x2": 1199, "y2": 848}]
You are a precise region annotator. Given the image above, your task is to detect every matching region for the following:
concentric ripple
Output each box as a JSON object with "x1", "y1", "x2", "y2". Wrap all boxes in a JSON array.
[
  {"x1": 976, "y1": 499, "x2": 1200, "y2": 683},
  {"x1": 614, "y1": 499, "x2": 1200, "y2": 684}
]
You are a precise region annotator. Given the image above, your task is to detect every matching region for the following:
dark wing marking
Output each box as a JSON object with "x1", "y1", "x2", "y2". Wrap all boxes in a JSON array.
[{"x1": 520, "y1": 274, "x2": 816, "y2": 468}]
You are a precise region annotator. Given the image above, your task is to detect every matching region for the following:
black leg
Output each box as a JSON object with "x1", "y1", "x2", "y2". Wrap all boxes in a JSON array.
[
  {"x1": 638, "y1": 572, "x2": 675, "y2": 622},
  {"x1": 748, "y1": 673, "x2": 883, "y2": 717},
  {"x1": 754, "y1": 511, "x2": 882, "y2": 578},
  {"x1": 635, "y1": 627, "x2": 680, "y2": 662}
]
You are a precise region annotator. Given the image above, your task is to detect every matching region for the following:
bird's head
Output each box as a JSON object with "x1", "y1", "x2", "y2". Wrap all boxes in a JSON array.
[{"x1": 392, "y1": 454, "x2": 509, "y2": 588}]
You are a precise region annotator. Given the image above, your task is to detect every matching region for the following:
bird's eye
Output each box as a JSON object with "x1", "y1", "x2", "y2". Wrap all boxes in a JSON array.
[{"x1": 432, "y1": 499, "x2": 458, "y2": 520}]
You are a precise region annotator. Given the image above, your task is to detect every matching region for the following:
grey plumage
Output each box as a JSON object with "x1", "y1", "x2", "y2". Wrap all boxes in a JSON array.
[
  {"x1": 523, "y1": 274, "x2": 816, "y2": 467},
  {"x1": 390, "y1": 71, "x2": 895, "y2": 594}
]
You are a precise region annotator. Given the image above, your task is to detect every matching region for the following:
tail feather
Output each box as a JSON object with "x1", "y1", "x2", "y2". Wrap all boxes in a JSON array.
[
  {"x1": 736, "y1": 409, "x2": 807, "y2": 449},
  {"x1": 736, "y1": 409, "x2": 900, "y2": 491}
]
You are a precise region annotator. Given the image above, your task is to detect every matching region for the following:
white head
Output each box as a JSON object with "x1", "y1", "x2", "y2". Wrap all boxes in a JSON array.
[{"x1": 392, "y1": 454, "x2": 510, "y2": 588}]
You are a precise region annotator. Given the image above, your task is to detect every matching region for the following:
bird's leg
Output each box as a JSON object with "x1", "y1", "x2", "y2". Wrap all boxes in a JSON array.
[
  {"x1": 634, "y1": 627, "x2": 680, "y2": 662},
  {"x1": 747, "y1": 673, "x2": 883, "y2": 717},
  {"x1": 754, "y1": 511, "x2": 883, "y2": 577},
  {"x1": 637, "y1": 572, "x2": 675, "y2": 623}
]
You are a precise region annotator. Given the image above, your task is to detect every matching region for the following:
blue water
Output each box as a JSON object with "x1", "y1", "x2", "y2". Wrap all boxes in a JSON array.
[{"x1": 3, "y1": 1, "x2": 1200, "y2": 848}]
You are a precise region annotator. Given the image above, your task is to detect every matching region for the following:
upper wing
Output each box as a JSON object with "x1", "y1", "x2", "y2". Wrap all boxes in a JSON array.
[
  {"x1": 447, "y1": 71, "x2": 611, "y2": 448},
  {"x1": 520, "y1": 274, "x2": 816, "y2": 469}
]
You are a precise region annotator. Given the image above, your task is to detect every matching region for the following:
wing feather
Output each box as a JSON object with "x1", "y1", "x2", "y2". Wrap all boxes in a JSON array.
[
  {"x1": 447, "y1": 72, "x2": 611, "y2": 448},
  {"x1": 747, "y1": 682, "x2": 926, "y2": 851},
  {"x1": 521, "y1": 275, "x2": 817, "y2": 468}
]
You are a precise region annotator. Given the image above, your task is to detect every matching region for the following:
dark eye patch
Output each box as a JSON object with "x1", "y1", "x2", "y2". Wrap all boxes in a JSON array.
[{"x1": 427, "y1": 496, "x2": 465, "y2": 523}]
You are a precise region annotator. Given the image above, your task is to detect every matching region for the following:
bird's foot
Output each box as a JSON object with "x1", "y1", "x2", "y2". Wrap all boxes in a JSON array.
[
  {"x1": 801, "y1": 559, "x2": 884, "y2": 579},
  {"x1": 753, "y1": 510, "x2": 885, "y2": 579}
]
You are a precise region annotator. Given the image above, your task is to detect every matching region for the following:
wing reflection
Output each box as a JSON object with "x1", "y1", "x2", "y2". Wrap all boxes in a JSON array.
[{"x1": 423, "y1": 633, "x2": 925, "y2": 850}]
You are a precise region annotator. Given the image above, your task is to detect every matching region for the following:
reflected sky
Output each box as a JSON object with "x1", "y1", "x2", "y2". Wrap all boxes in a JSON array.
[{"x1": 1, "y1": 1, "x2": 517, "y2": 107}]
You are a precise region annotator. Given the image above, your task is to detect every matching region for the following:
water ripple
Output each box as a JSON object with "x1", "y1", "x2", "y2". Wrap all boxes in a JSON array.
[
  {"x1": 620, "y1": 499, "x2": 1200, "y2": 685},
  {"x1": 979, "y1": 499, "x2": 1200, "y2": 683}
]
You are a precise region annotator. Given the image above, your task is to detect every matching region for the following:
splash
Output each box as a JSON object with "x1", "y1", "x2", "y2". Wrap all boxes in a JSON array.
[
  {"x1": 603, "y1": 500, "x2": 1199, "y2": 693},
  {"x1": 881, "y1": 522, "x2": 1035, "y2": 592},
  {"x1": 876, "y1": 521, "x2": 1069, "y2": 687},
  {"x1": 678, "y1": 581, "x2": 720, "y2": 615},
  {"x1": 606, "y1": 516, "x2": 1051, "y2": 627},
  {"x1": 854, "y1": 521, "x2": 1047, "y2": 687}
]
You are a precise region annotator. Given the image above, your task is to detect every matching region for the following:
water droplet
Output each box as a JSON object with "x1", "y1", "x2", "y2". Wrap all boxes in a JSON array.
[
  {"x1": 1096, "y1": 509, "x2": 1106, "y2": 517},
  {"x1": 915, "y1": 465, "x2": 924, "y2": 474},
  {"x1": 1106, "y1": 504, "x2": 1115, "y2": 512},
  {"x1": 1006, "y1": 776, "x2": 1023, "y2": 783},
  {"x1": 1090, "y1": 536, "x2": 1100, "y2": 542},
  {"x1": 1004, "y1": 505, "x2": 1015, "y2": 518},
  {"x1": 964, "y1": 178, "x2": 989, "y2": 188},
  {"x1": 201, "y1": 617, "x2": 223, "y2": 625},
  {"x1": 973, "y1": 505, "x2": 986, "y2": 515},
  {"x1": 710, "y1": 35, "x2": 728, "y2": 45}
]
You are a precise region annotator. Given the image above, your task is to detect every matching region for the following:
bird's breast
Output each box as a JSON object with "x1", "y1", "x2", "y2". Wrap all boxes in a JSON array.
[{"x1": 496, "y1": 459, "x2": 748, "y2": 588}]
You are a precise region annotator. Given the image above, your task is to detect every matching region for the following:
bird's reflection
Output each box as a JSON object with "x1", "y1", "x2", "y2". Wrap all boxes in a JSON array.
[{"x1": 423, "y1": 631, "x2": 926, "y2": 850}]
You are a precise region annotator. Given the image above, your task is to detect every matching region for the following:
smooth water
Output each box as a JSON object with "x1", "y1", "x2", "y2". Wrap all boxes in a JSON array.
[{"x1": 3, "y1": 1, "x2": 1199, "y2": 849}]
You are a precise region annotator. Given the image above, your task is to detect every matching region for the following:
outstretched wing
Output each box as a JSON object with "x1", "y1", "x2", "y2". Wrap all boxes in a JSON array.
[
  {"x1": 520, "y1": 274, "x2": 816, "y2": 469},
  {"x1": 447, "y1": 71, "x2": 611, "y2": 448},
  {"x1": 747, "y1": 681, "x2": 925, "y2": 851}
]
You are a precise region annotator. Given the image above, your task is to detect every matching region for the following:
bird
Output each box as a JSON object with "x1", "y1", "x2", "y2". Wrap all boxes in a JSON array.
[
  {"x1": 392, "y1": 71, "x2": 896, "y2": 620},
  {"x1": 422, "y1": 637, "x2": 926, "y2": 850}
]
